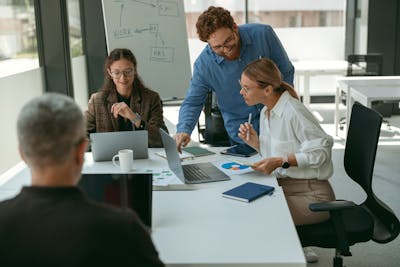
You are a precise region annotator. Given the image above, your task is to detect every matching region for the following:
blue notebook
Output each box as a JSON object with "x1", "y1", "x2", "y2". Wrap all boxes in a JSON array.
[{"x1": 222, "y1": 182, "x2": 275, "y2": 202}]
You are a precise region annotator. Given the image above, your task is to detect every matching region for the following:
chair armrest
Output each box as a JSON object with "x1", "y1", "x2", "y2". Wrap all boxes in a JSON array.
[
  {"x1": 309, "y1": 200, "x2": 355, "y2": 256},
  {"x1": 309, "y1": 200, "x2": 356, "y2": 212}
]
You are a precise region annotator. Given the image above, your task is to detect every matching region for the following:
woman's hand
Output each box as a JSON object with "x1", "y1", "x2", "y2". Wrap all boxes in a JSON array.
[
  {"x1": 251, "y1": 157, "x2": 282, "y2": 175},
  {"x1": 111, "y1": 102, "x2": 134, "y2": 120},
  {"x1": 238, "y1": 122, "x2": 259, "y2": 149}
]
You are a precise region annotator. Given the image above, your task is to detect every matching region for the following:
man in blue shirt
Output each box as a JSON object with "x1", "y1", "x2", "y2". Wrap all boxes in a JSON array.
[{"x1": 175, "y1": 6, "x2": 294, "y2": 151}]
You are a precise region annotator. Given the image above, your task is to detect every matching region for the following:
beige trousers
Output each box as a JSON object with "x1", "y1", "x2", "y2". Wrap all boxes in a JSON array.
[{"x1": 278, "y1": 178, "x2": 335, "y2": 226}]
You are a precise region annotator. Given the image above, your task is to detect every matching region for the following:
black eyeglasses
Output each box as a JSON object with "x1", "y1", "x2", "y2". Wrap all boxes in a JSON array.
[{"x1": 211, "y1": 32, "x2": 236, "y2": 52}]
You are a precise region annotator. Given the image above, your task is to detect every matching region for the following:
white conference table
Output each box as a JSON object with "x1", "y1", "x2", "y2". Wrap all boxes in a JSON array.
[
  {"x1": 0, "y1": 148, "x2": 306, "y2": 267},
  {"x1": 334, "y1": 76, "x2": 400, "y2": 136},
  {"x1": 293, "y1": 60, "x2": 348, "y2": 107}
]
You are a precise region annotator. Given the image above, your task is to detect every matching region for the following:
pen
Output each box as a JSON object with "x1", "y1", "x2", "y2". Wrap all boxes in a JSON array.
[{"x1": 246, "y1": 113, "x2": 252, "y2": 141}]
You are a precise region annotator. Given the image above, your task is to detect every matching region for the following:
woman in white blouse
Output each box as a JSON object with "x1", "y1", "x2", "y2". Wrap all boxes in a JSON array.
[{"x1": 238, "y1": 58, "x2": 335, "y2": 226}]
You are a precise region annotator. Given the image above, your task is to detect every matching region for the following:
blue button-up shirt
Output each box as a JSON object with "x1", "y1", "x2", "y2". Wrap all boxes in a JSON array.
[{"x1": 177, "y1": 23, "x2": 294, "y2": 143}]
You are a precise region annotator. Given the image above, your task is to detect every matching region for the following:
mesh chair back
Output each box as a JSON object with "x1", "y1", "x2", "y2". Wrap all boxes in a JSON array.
[
  {"x1": 344, "y1": 103, "x2": 382, "y2": 194},
  {"x1": 344, "y1": 103, "x2": 399, "y2": 243}
]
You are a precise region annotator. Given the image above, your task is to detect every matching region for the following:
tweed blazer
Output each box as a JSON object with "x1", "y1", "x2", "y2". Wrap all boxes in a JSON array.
[{"x1": 86, "y1": 86, "x2": 168, "y2": 147}]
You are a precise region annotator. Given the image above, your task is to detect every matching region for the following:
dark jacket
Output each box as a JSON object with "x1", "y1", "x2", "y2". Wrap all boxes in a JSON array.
[
  {"x1": 86, "y1": 86, "x2": 168, "y2": 147},
  {"x1": 0, "y1": 186, "x2": 165, "y2": 267}
]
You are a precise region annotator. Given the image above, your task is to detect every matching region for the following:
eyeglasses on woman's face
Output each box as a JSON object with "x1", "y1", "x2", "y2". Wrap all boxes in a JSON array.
[
  {"x1": 238, "y1": 79, "x2": 270, "y2": 94},
  {"x1": 238, "y1": 79, "x2": 257, "y2": 94},
  {"x1": 109, "y1": 68, "x2": 134, "y2": 79}
]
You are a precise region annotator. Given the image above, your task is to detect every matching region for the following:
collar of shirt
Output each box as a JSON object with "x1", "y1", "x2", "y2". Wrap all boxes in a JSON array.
[
  {"x1": 269, "y1": 91, "x2": 291, "y2": 118},
  {"x1": 206, "y1": 26, "x2": 254, "y2": 65}
]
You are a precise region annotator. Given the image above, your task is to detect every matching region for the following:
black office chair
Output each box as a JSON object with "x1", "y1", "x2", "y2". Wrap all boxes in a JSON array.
[
  {"x1": 346, "y1": 54, "x2": 383, "y2": 77},
  {"x1": 297, "y1": 103, "x2": 400, "y2": 267},
  {"x1": 197, "y1": 91, "x2": 230, "y2": 146}
]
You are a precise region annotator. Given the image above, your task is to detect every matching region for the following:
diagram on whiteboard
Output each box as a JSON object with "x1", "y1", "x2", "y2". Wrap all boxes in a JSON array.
[
  {"x1": 102, "y1": 0, "x2": 191, "y2": 100},
  {"x1": 111, "y1": 0, "x2": 178, "y2": 63}
]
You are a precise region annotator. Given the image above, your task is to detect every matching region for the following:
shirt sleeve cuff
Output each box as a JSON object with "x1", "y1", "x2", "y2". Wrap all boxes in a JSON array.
[
  {"x1": 294, "y1": 152, "x2": 308, "y2": 168},
  {"x1": 176, "y1": 126, "x2": 192, "y2": 135}
]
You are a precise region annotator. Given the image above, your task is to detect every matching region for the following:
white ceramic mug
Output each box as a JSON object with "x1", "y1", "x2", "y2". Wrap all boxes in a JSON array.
[{"x1": 112, "y1": 149, "x2": 134, "y2": 172}]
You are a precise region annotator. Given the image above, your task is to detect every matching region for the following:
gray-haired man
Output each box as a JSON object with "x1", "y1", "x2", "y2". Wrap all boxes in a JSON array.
[{"x1": 0, "y1": 93, "x2": 164, "y2": 267}]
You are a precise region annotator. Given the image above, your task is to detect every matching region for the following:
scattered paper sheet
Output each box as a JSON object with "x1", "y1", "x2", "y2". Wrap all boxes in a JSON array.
[
  {"x1": 154, "y1": 151, "x2": 194, "y2": 160},
  {"x1": 148, "y1": 169, "x2": 183, "y2": 186}
]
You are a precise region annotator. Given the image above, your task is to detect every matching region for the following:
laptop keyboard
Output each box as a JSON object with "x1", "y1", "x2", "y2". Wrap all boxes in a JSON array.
[{"x1": 183, "y1": 165, "x2": 210, "y2": 181}]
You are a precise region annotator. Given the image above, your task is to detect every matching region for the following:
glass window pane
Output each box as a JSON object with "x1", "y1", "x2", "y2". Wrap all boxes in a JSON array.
[
  {"x1": 247, "y1": 0, "x2": 346, "y2": 61},
  {"x1": 0, "y1": 0, "x2": 39, "y2": 78},
  {"x1": 67, "y1": 0, "x2": 83, "y2": 57},
  {"x1": 248, "y1": 1, "x2": 345, "y2": 28}
]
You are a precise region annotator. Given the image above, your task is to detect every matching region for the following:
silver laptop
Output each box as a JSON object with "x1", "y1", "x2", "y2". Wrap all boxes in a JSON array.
[
  {"x1": 159, "y1": 129, "x2": 230, "y2": 184},
  {"x1": 90, "y1": 131, "x2": 149, "y2": 161}
]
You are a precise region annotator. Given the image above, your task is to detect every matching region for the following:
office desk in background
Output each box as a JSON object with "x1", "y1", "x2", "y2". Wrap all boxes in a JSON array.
[
  {"x1": 335, "y1": 76, "x2": 400, "y2": 136},
  {"x1": 293, "y1": 60, "x2": 348, "y2": 107},
  {"x1": 0, "y1": 148, "x2": 306, "y2": 267}
]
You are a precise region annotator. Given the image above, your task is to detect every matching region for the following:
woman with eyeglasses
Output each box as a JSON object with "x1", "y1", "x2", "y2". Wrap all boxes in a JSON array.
[
  {"x1": 85, "y1": 48, "x2": 168, "y2": 147},
  {"x1": 175, "y1": 6, "x2": 294, "y2": 152},
  {"x1": 238, "y1": 58, "x2": 335, "y2": 223},
  {"x1": 238, "y1": 58, "x2": 335, "y2": 262}
]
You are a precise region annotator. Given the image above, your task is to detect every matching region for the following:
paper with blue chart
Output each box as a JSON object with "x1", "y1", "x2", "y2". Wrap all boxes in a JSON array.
[
  {"x1": 216, "y1": 161, "x2": 253, "y2": 175},
  {"x1": 216, "y1": 154, "x2": 263, "y2": 175}
]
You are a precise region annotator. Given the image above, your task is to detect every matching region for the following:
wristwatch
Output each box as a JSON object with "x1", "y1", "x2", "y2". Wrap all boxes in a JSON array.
[
  {"x1": 282, "y1": 155, "x2": 290, "y2": 169},
  {"x1": 130, "y1": 113, "x2": 141, "y2": 124}
]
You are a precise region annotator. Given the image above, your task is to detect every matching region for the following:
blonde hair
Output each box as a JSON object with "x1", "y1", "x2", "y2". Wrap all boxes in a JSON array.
[{"x1": 242, "y1": 58, "x2": 299, "y2": 100}]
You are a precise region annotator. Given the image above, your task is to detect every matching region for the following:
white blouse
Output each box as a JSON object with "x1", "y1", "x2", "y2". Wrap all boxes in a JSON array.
[{"x1": 259, "y1": 91, "x2": 333, "y2": 180}]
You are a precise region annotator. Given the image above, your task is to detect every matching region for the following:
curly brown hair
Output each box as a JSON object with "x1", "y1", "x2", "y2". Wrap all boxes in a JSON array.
[{"x1": 196, "y1": 6, "x2": 235, "y2": 42}]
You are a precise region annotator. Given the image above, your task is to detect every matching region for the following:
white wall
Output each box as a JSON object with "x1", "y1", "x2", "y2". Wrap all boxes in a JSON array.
[
  {"x1": 72, "y1": 55, "x2": 89, "y2": 111},
  {"x1": 0, "y1": 56, "x2": 90, "y2": 175},
  {"x1": 0, "y1": 68, "x2": 44, "y2": 174},
  {"x1": 275, "y1": 27, "x2": 345, "y2": 61}
]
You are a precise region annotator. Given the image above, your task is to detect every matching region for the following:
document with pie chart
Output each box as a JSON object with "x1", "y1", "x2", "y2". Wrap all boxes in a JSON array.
[{"x1": 217, "y1": 161, "x2": 254, "y2": 175}]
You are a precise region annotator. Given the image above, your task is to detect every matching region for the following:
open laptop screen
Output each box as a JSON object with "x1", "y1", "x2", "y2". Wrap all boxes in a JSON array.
[
  {"x1": 90, "y1": 131, "x2": 149, "y2": 161},
  {"x1": 77, "y1": 173, "x2": 152, "y2": 228}
]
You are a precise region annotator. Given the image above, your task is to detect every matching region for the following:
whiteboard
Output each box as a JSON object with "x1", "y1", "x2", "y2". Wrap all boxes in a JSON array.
[{"x1": 102, "y1": 0, "x2": 191, "y2": 100}]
